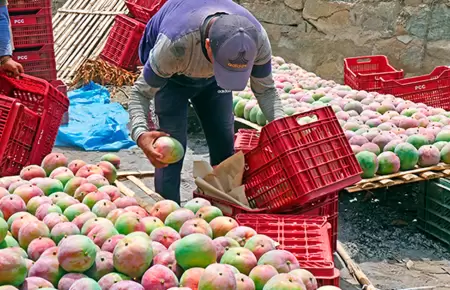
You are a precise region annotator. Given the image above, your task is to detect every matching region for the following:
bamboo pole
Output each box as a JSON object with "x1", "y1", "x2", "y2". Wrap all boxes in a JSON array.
[
  {"x1": 55, "y1": 1, "x2": 98, "y2": 73},
  {"x1": 64, "y1": 2, "x2": 126, "y2": 79},
  {"x1": 53, "y1": 0, "x2": 127, "y2": 80},
  {"x1": 53, "y1": 0, "x2": 86, "y2": 27},
  {"x1": 337, "y1": 241, "x2": 377, "y2": 290},
  {"x1": 57, "y1": 9, "x2": 125, "y2": 15}
]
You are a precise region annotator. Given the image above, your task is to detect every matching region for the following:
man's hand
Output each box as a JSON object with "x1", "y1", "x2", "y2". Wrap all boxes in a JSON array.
[
  {"x1": 138, "y1": 131, "x2": 170, "y2": 169},
  {"x1": 1, "y1": 57, "x2": 24, "y2": 78}
]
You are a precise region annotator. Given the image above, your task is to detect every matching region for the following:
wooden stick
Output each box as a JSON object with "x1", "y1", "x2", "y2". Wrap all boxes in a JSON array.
[
  {"x1": 117, "y1": 171, "x2": 155, "y2": 178},
  {"x1": 126, "y1": 176, "x2": 165, "y2": 202},
  {"x1": 235, "y1": 117, "x2": 262, "y2": 131},
  {"x1": 337, "y1": 241, "x2": 377, "y2": 290},
  {"x1": 114, "y1": 180, "x2": 136, "y2": 198},
  {"x1": 396, "y1": 286, "x2": 450, "y2": 290},
  {"x1": 114, "y1": 180, "x2": 154, "y2": 212}
]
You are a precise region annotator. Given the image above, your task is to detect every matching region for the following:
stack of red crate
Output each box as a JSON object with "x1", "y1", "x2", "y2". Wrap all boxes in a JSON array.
[
  {"x1": 8, "y1": 0, "x2": 57, "y2": 82},
  {"x1": 195, "y1": 106, "x2": 363, "y2": 258},
  {"x1": 99, "y1": 0, "x2": 167, "y2": 71}
]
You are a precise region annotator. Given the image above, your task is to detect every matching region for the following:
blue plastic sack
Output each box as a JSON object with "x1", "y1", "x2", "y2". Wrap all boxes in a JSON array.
[{"x1": 55, "y1": 82, "x2": 136, "y2": 151}]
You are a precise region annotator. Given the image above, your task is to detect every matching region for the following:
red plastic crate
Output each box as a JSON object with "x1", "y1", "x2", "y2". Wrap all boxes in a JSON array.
[
  {"x1": 380, "y1": 66, "x2": 450, "y2": 110},
  {"x1": 13, "y1": 45, "x2": 57, "y2": 82},
  {"x1": 316, "y1": 269, "x2": 340, "y2": 287},
  {"x1": 235, "y1": 214, "x2": 339, "y2": 287},
  {"x1": 0, "y1": 74, "x2": 69, "y2": 165},
  {"x1": 125, "y1": 0, "x2": 167, "y2": 23},
  {"x1": 0, "y1": 95, "x2": 40, "y2": 176},
  {"x1": 193, "y1": 189, "x2": 339, "y2": 252},
  {"x1": 243, "y1": 106, "x2": 361, "y2": 212},
  {"x1": 7, "y1": 0, "x2": 52, "y2": 12},
  {"x1": 50, "y1": 80, "x2": 69, "y2": 125},
  {"x1": 10, "y1": 8, "x2": 54, "y2": 49},
  {"x1": 300, "y1": 193, "x2": 339, "y2": 253},
  {"x1": 344, "y1": 55, "x2": 404, "y2": 92},
  {"x1": 234, "y1": 129, "x2": 260, "y2": 154},
  {"x1": 50, "y1": 80, "x2": 68, "y2": 97},
  {"x1": 100, "y1": 14, "x2": 145, "y2": 71}
]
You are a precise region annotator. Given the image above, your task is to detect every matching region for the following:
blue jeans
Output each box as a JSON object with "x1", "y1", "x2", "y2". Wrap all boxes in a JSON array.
[{"x1": 154, "y1": 77, "x2": 235, "y2": 204}]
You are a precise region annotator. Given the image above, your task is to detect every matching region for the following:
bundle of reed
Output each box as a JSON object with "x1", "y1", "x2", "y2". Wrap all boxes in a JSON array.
[{"x1": 71, "y1": 58, "x2": 140, "y2": 88}]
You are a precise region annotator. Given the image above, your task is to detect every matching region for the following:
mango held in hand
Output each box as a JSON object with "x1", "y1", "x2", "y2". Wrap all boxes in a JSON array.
[{"x1": 153, "y1": 136, "x2": 185, "y2": 164}]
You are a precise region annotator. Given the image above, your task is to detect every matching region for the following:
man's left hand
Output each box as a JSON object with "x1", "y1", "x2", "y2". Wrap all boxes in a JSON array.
[{"x1": 1, "y1": 57, "x2": 24, "y2": 78}]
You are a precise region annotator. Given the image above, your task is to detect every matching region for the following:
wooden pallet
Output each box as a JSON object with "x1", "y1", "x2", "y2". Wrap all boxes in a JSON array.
[{"x1": 346, "y1": 164, "x2": 450, "y2": 193}]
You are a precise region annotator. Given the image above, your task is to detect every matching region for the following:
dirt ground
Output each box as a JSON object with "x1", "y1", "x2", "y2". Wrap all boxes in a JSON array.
[{"x1": 54, "y1": 87, "x2": 450, "y2": 290}]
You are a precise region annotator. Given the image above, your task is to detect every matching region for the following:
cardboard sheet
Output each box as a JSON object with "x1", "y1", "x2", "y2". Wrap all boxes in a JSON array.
[{"x1": 193, "y1": 152, "x2": 251, "y2": 209}]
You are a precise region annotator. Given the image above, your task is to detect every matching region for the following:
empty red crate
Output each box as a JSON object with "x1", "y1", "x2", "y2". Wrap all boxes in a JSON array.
[
  {"x1": 380, "y1": 66, "x2": 450, "y2": 110},
  {"x1": 7, "y1": 0, "x2": 52, "y2": 12},
  {"x1": 125, "y1": 0, "x2": 167, "y2": 23},
  {"x1": 0, "y1": 74, "x2": 69, "y2": 166},
  {"x1": 100, "y1": 14, "x2": 145, "y2": 71},
  {"x1": 234, "y1": 129, "x2": 260, "y2": 154},
  {"x1": 0, "y1": 95, "x2": 40, "y2": 176},
  {"x1": 193, "y1": 189, "x2": 339, "y2": 251},
  {"x1": 344, "y1": 55, "x2": 404, "y2": 92},
  {"x1": 243, "y1": 106, "x2": 361, "y2": 212},
  {"x1": 235, "y1": 214, "x2": 339, "y2": 287},
  {"x1": 10, "y1": 8, "x2": 54, "y2": 49},
  {"x1": 13, "y1": 45, "x2": 57, "y2": 82}
]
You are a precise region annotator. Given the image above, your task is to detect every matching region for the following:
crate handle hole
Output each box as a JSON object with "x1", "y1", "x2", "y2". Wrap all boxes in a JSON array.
[
  {"x1": 356, "y1": 58, "x2": 372, "y2": 63},
  {"x1": 296, "y1": 114, "x2": 319, "y2": 126}
]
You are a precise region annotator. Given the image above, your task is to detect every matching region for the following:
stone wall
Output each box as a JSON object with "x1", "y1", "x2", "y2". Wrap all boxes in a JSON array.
[{"x1": 236, "y1": 0, "x2": 450, "y2": 83}]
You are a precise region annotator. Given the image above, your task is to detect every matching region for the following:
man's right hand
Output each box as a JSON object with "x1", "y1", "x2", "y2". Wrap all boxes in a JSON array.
[
  {"x1": 1, "y1": 57, "x2": 24, "y2": 78},
  {"x1": 137, "y1": 131, "x2": 170, "y2": 169}
]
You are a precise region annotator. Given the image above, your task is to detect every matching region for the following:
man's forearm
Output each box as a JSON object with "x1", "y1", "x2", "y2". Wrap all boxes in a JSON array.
[
  {"x1": 129, "y1": 73, "x2": 160, "y2": 142},
  {"x1": 251, "y1": 74, "x2": 284, "y2": 121},
  {"x1": 0, "y1": 5, "x2": 12, "y2": 58}
]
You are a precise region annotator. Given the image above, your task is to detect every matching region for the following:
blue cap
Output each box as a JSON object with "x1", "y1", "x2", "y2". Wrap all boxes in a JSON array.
[{"x1": 209, "y1": 14, "x2": 258, "y2": 91}]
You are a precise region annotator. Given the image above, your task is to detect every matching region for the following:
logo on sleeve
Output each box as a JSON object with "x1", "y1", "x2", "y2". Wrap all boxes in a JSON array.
[{"x1": 228, "y1": 51, "x2": 249, "y2": 69}]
